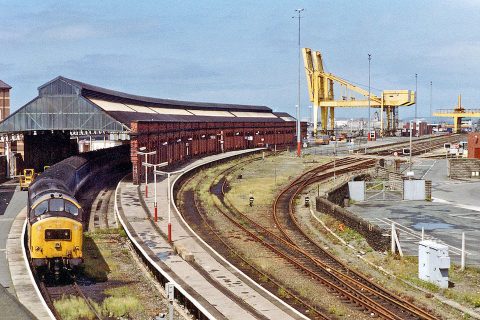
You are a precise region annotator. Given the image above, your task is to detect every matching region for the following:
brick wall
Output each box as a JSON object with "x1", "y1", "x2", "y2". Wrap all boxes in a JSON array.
[
  {"x1": 130, "y1": 120, "x2": 303, "y2": 184},
  {"x1": 316, "y1": 197, "x2": 390, "y2": 251},
  {"x1": 0, "y1": 88, "x2": 10, "y2": 121},
  {"x1": 448, "y1": 158, "x2": 480, "y2": 179}
]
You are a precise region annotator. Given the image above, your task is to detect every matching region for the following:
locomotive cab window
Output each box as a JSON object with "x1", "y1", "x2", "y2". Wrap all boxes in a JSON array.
[
  {"x1": 65, "y1": 201, "x2": 79, "y2": 216},
  {"x1": 49, "y1": 198, "x2": 64, "y2": 212},
  {"x1": 34, "y1": 201, "x2": 49, "y2": 216}
]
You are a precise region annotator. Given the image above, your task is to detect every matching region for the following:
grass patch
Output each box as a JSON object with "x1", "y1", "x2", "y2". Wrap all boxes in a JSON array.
[
  {"x1": 102, "y1": 296, "x2": 141, "y2": 318},
  {"x1": 277, "y1": 287, "x2": 290, "y2": 299},
  {"x1": 81, "y1": 235, "x2": 110, "y2": 281},
  {"x1": 328, "y1": 305, "x2": 345, "y2": 316},
  {"x1": 102, "y1": 286, "x2": 142, "y2": 317},
  {"x1": 54, "y1": 296, "x2": 97, "y2": 320}
]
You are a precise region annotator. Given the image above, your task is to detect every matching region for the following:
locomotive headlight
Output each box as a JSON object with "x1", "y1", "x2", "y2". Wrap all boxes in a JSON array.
[
  {"x1": 37, "y1": 225, "x2": 42, "y2": 231},
  {"x1": 73, "y1": 225, "x2": 79, "y2": 230},
  {"x1": 35, "y1": 246, "x2": 41, "y2": 251}
]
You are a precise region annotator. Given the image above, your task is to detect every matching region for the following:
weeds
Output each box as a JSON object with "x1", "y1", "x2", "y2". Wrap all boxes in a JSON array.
[{"x1": 54, "y1": 296, "x2": 96, "y2": 320}]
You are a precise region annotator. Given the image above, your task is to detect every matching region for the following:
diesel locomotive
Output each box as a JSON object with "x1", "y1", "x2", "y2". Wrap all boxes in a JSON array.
[{"x1": 27, "y1": 145, "x2": 130, "y2": 275}]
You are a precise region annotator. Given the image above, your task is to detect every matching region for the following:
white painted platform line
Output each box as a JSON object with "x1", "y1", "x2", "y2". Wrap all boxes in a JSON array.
[
  {"x1": 6, "y1": 208, "x2": 55, "y2": 320},
  {"x1": 20, "y1": 219, "x2": 56, "y2": 320},
  {"x1": 171, "y1": 149, "x2": 309, "y2": 320},
  {"x1": 114, "y1": 179, "x2": 218, "y2": 320}
]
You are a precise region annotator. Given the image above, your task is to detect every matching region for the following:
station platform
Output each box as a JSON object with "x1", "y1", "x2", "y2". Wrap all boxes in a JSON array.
[
  {"x1": 0, "y1": 181, "x2": 51, "y2": 319},
  {"x1": 116, "y1": 149, "x2": 305, "y2": 320}
]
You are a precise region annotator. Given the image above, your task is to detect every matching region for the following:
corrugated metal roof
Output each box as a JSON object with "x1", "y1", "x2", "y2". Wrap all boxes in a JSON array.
[
  {"x1": 0, "y1": 76, "x2": 295, "y2": 134},
  {"x1": 107, "y1": 111, "x2": 285, "y2": 124},
  {"x1": 45, "y1": 76, "x2": 272, "y2": 112},
  {"x1": 0, "y1": 80, "x2": 11, "y2": 89}
]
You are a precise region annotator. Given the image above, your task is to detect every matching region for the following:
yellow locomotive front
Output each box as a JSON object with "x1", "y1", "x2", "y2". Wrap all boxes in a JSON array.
[{"x1": 28, "y1": 194, "x2": 84, "y2": 274}]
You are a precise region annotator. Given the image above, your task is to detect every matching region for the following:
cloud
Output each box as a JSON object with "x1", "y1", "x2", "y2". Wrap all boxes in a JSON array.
[{"x1": 42, "y1": 24, "x2": 102, "y2": 41}]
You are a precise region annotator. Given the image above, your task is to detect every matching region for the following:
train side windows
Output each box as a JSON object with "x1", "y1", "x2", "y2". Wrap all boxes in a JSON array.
[
  {"x1": 34, "y1": 201, "x2": 49, "y2": 216},
  {"x1": 49, "y1": 198, "x2": 64, "y2": 212},
  {"x1": 65, "y1": 201, "x2": 79, "y2": 216}
]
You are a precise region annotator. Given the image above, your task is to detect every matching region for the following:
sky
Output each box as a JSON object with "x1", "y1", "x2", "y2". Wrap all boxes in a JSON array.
[{"x1": 1, "y1": 0, "x2": 479, "y2": 121}]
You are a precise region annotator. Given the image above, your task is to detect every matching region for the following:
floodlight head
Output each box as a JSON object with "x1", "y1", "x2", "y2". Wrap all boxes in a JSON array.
[{"x1": 139, "y1": 146, "x2": 147, "y2": 152}]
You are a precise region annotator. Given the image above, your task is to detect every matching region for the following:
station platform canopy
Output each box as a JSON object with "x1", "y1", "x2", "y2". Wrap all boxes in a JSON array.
[{"x1": 0, "y1": 76, "x2": 289, "y2": 138}]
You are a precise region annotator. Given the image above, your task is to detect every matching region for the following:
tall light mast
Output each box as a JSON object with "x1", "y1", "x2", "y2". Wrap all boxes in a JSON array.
[{"x1": 294, "y1": 8, "x2": 304, "y2": 157}]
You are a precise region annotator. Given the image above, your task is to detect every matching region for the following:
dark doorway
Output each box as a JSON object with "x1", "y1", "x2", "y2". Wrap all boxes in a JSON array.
[{"x1": 23, "y1": 132, "x2": 78, "y2": 171}]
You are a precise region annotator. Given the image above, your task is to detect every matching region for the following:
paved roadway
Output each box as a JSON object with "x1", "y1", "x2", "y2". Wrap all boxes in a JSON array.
[
  {"x1": 0, "y1": 181, "x2": 35, "y2": 319},
  {"x1": 351, "y1": 158, "x2": 480, "y2": 266}
]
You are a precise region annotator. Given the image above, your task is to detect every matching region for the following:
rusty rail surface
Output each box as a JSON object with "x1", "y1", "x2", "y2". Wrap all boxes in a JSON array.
[{"x1": 211, "y1": 157, "x2": 438, "y2": 319}]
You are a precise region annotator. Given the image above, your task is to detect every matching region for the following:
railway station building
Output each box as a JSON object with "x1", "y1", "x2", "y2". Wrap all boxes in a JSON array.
[{"x1": 0, "y1": 76, "x2": 304, "y2": 182}]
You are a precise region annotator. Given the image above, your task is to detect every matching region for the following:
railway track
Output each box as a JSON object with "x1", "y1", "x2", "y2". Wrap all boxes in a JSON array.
[
  {"x1": 363, "y1": 134, "x2": 464, "y2": 156},
  {"x1": 38, "y1": 275, "x2": 101, "y2": 320},
  {"x1": 210, "y1": 157, "x2": 438, "y2": 319},
  {"x1": 179, "y1": 155, "x2": 330, "y2": 319},
  {"x1": 270, "y1": 158, "x2": 438, "y2": 320}
]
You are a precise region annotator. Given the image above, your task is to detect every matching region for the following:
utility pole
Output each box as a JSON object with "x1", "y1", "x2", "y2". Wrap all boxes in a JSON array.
[
  {"x1": 409, "y1": 120, "x2": 413, "y2": 171},
  {"x1": 294, "y1": 8, "x2": 304, "y2": 157},
  {"x1": 430, "y1": 81, "x2": 433, "y2": 118},
  {"x1": 415, "y1": 73, "x2": 418, "y2": 136},
  {"x1": 368, "y1": 54, "x2": 371, "y2": 140}
]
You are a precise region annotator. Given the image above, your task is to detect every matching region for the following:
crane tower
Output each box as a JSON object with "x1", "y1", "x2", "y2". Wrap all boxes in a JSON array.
[{"x1": 302, "y1": 48, "x2": 415, "y2": 137}]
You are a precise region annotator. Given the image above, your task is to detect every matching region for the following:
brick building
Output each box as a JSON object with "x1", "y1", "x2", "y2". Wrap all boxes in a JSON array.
[
  {"x1": 0, "y1": 80, "x2": 11, "y2": 121},
  {"x1": 468, "y1": 132, "x2": 480, "y2": 158}
]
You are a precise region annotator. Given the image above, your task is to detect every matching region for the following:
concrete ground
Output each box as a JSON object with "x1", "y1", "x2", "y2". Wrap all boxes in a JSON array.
[
  {"x1": 0, "y1": 181, "x2": 35, "y2": 319},
  {"x1": 350, "y1": 157, "x2": 480, "y2": 266},
  {"x1": 0, "y1": 181, "x2": 27, "y2": 292}
]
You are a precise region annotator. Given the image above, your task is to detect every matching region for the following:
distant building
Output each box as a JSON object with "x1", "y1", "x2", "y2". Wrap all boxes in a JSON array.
[
  {"x1": 468, "y1": 132, "x2": 480, "y2": 158},
  {"x1": 0, "y1": 80, "x2": 11, "y2": 121},
  {"x1": 401, "y1": 120, "x2": 431, "y2": 136}
]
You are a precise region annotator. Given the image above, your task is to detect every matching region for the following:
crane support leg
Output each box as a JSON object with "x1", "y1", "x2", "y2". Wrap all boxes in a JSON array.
[
  {"x1": 329, "y1": 107, "x2": 335, "y2": 134},
  {"x1": 313, "y1": 104, "x2": 319, "y2": 137},
  {"x1": 386, "y1": 107, "x2": 391, "y2": 134},
  {"x1": 321, "y1": 107, "x2": 328, "y2": 134},
  {"x1": 455, "y1": 116, "x2": 462, "y2": 133}
]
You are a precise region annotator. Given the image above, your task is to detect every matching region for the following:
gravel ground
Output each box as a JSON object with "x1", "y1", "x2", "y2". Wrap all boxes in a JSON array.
[
  {"x1": 54, "y1": 230, "x2": 186, "y2": 320},
  {"x1": 184, "y1": 152, "x2": 386, "y2": 319},
  {"x1": 181, "y1": 151, "x2": 478, "y2": 319}
]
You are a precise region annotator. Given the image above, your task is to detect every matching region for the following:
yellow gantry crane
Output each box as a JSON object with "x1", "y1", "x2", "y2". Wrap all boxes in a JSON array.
[
  {"x1": 302, "y1": 48, "x2": 416, "y2": 136},
  {"x1": 433, "y1": 95, "x2": 480, "y2": 133}
]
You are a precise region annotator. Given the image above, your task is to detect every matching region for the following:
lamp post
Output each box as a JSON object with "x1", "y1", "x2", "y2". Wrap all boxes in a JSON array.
[
  {"x1": 144, "y1": 162, "x2": 168, "y2": 222},
  {"x1": 293, "y1": 8, "x2": 304, "y2": 157},
  {"x1": 430, "y1": 81, "x2": 433, "y2": 117},
  {"x1": 409, "y1": 120, "x2": 413, "y2": 171},
  {"x1": 415, "y1": 73, "x2": 418, "y2": 136},
  {"x1": 368, "y1": 54, "x2": 371, "y2": 140},
  {"x1": 154, "y1": 168, "x2": 186, "y2": 243},
  {"x1": 138, "y1": 149, "x2": 156, "y2": 198}
]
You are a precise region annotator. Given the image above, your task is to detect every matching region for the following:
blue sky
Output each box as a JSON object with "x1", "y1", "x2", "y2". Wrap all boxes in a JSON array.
[{"x1": 1, "y1": 1, "x2": 479, "y2": 120}]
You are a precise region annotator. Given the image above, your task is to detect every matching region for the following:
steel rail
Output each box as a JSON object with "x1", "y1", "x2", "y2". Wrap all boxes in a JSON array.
[
  {"x1": 273, "y1": 161, "x2": 438, "y2": 320},
  {"x1": 217, "y1": 157, "x2": 437, "y2": 319},
  {"x1": 181, "y1": 170, "x2": 330, "y2": 320},
  {"x1": 216, "y1": 160, "x2": 409, "y2": 319}
]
